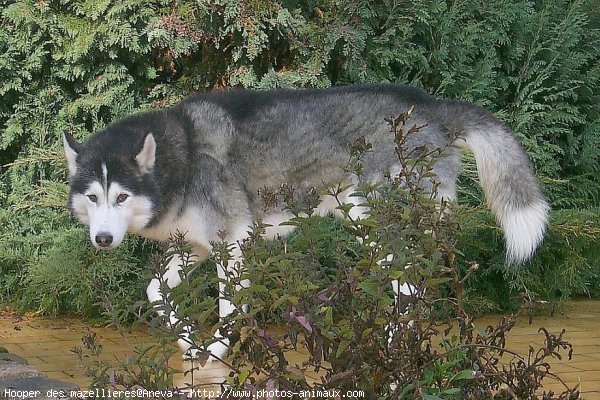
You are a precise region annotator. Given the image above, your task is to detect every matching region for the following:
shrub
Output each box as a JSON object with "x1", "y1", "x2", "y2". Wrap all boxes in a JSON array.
[
  {"x1": 21, "y1": 229, "x2": 152, "y2": 318},
  {"x1": 457, "y1": 207, "x2": 600, "y2": 312}
]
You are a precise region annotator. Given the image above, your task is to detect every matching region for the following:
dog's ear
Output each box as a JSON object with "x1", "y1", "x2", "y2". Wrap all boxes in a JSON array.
[
  {"x1": 63, "y1": 133, "x2": 81, "y2": 177},
  {"x1": 135, "y1": 133, "x2": 156, "y2": 173}
]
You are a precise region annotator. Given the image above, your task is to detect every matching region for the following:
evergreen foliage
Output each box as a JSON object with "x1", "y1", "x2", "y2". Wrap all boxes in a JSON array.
[{"x1": 0, "y1": 0, "x2": 598, "y2": 314}]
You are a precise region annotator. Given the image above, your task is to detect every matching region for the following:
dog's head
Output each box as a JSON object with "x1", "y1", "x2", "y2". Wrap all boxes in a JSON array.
[{"x1": 63, "y1": 132, "x2": 157, "y2": 249}]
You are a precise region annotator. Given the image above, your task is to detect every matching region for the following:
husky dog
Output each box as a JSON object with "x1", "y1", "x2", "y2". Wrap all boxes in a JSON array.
[{"x1": 63, "y1": 84, "x2": 549, "y2": 360}]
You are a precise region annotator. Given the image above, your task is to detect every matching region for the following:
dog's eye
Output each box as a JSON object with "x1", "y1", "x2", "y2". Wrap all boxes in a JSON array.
[
  {"x1": 87, "y1": 194, "x2": 98, "y2": 203},
  {"x1": 117, "y1": 193, "x2": 129, "y2": 204}
]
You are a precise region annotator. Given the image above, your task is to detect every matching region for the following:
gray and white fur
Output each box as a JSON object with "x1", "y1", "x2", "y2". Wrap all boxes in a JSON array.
[{"x1": 63, "y1": 84, "x2": 549, "y2": 360}]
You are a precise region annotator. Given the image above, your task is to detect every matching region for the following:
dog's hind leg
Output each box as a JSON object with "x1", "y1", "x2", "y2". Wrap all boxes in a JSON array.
[{"x1": 332, "y1": 188, "x2": 415, "y2": 312}]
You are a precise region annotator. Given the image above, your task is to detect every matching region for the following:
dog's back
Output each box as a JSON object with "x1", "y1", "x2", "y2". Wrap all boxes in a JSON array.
[{"x1": 173, "y1": 85, "x2": 548, "y2": 264}]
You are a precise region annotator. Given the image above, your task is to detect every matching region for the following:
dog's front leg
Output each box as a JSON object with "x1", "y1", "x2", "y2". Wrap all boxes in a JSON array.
[
  {"x1": 146, "y1": 250, "x2": 183, "y2": 324},
  {"x1": 146, "y1": 249, "x2": 187, "y2": 353},
  {"x1": 145, "y1": 247, "x2": 211, "y2": 360},
  {"x1": 205, "y1": 241, "x2": 250, "y2": 361},
  {"x1": 148, "y1": 239, "x2": 249, "y2": 362}
]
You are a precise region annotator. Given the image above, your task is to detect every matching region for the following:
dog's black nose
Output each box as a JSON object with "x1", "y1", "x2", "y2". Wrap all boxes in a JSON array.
[{"x1": 95, "y1": 233, "x2": 113, "y2": 247}]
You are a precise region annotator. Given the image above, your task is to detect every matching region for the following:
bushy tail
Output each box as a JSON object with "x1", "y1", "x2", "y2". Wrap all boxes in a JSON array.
[{"x1": 460, "y1": 121, "x2": 549, "y2": 264}]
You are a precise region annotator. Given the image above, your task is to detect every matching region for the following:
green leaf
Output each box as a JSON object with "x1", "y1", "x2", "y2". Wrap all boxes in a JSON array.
[
  {"x1": 422, "y1": 394, "x2": 444, "y2": 400},
  {"x1": 450, "y1": 369, "x2": 475, "y2": 381},
  {"x1": 358, "y1": 279, "x2": 380, "y2": 296},
  {"x1": 423, "y1": 277, "x2": 453, "y2": 288},
  {"x1": 238, "y1": 369, "x2": 250, "y2": 385},
  {"x1": 336, "y1": 340, "x2": 350, "y2": 358}
]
